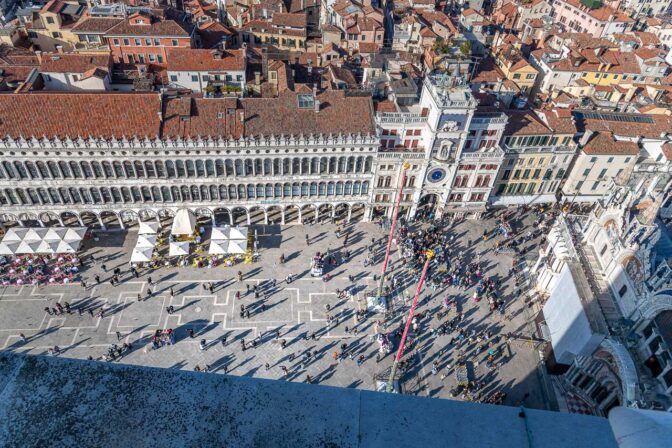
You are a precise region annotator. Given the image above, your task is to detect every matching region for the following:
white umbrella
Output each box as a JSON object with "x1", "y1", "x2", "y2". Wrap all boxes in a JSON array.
[
  {"x1": 169, "y1": 241, "x2": 190, "y2": 257},
  {"x1": 56, "y1": 240, "x2": 78, "y2": 254},
  {"x1": 63, "y1": 227, "x2": 87, "y2": 243},
  {"x1": 44, "y1": 228, "x2": 68, "y2": 242},
  {"x1": 3, "y1": 228, "x2": 28, "y2": 242},
  {"x1": 224, "y1": 239, "x2": 247, "y2": 254},
  {"x1": 208, "y1": 239, "x2": 228, "y2": 255},
  {"x1": 171, "y1": 209, "x2": 196, "y2": 236},
  {"x1": 24, "y1": 228, "x2": 48, "y2": 242},
  {"x1": 136, "y1": 234, "x2": 157, "y2": 248},
  {"x1": 138, "y1": 221, "x2": 160, "y2": 235},
  {"x1": 0, "y1": 241, "x2": 19, "y2": 255},
  {"x1": 211, "y1": 227, "x2": 228, "y2": 240},
  {"x1": 227, "y1": 226, "x2": 248, "y2": 240},
  {"x1": 36, "y1": 240, "x2": 60, "y2": 254},
  {"x1": 16, "y1": 240, "x2": 40, "y2": 254},
  {"x1": 130, "y1": 247, "x2": 153, "y2": 263}
]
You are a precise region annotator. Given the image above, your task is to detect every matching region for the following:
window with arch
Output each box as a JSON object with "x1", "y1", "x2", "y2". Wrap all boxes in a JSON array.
[
  {"x1": 171, "y1": 186, "x2": 180, "y2": 201},
  {"x1": 70, "y1": 188, "x2": 81, "y2": 203},
  {"x1": 90, "y1": 188, "x2": 101, "y2": 204},
  {"x1": 132, "y1": 161, "x2": 144, "y2": 178},
  {"x1": 165, "y1": 161, "x2": 176, "y2": 178},
  {"x1": 364, "y1": 156, "x2": 373, "y2": 172},
  {"x1": 229, "y1": 185, "x2": 237, "y2": 199},
  {"x1": 161, "y1": 186, "x2": 171, "y2": 202},
  {"x1": 130, "y1": 187, "x2": 142, "y2": 202},
  {"x1": 120, "y1": 187, "x2": 131, "y2": 202},
  {"x1": 16, "y1": 189, "x2": 29, "y2": 205},
  {"x1": 353, "y1": 181, "x2": 361, "y2": 195},
  {"x1": 141, "y1": 187, "x2": 152, "y2": 202},
  {"x1": 254, "y1": 159, "x2": 263, "y2": 175},
  {"x1": 155, "y1": 161, "x2": 165, "y2": 178},
  {"x1": 244, "y1": 159, "x2": 253, "y2": 176},
  {"x1": 328, "y1": 157, "x2": 337, "y2": 174},
  {"x1": 200, "y1": 185, "x2": 208, "y2": 201},
  {"x1": 355, "y1": 156, "x2": 363, "y2": 172},
  {"x1": 265, "y1": 184, "x2": 273, "y2": 198},
  {"x1": 145, "y1": 161, "x2": 156, "y2": 178},
  {"x1": 191, "y1": 186, "x2": 200, "y2": 201},
  {"x1": 362, "y1": 181, "x2": 369, "y2": 194},
  {"x1": 181, "y1": 186, "x2": 190, "y2": 201},
  {"x1": 47, "y1": 161, "x2": 60, "y2": 178},
  {"x1": 345, "y1": 181, "x2": 352, "y2": 195},
  {"x1": 101, "y1": 162, "x2": 112, "y2": 178},
  {"x1": 14, "y1": 162, "x2": 28, "y2": 179},
  {"x1": 311, "y1": 158, "x2": 319, "y2": 174},
  {"x1": 301, "y1": 183, "x2": 309, "y2": 196},
  {"x1": 384, "y1": 176, "x2": 392, "y2": 188},
  {"x1": 152, "y1": 186, "x2": 162, "y2": 202},
  {"x1": 2, "y1": 162, "x2": 16, "y2": 178},
  {"x1": 319, "y1": 157, "x2": 327, "y2": 174},
  {"x1": 274, "y1": 183, "x2": 282, "y2": 198},
  {"x1": 327, "y1": 182, "x2": 335, "y2": 196},
  {"x1": 209, "y1": 185, "x2": 218, "y2": 200},
  {"x1": 283, "y1": 184, "x2": 291, "y2": 197},
  {"x1": 175, "y1": 160, "x2": 185, "y2": 177},
  {"x1": 336, "y1": 182, "x2": 343, "y2": 195},
  {"x1": 100, "y1": 187, "x2": 112, "y2": 204},
  {"x1": 256, "y1": 184, "x2": 264, "y2": 198},
  {"x1": 263, "y1": 159, "x2": 272, "y2": 175},
  {"x1": 25, "y1": 162, "x2": 38, "y2": 179},
  {"x1": 28, "y1": 189, "x2": 40, "y2": 204},
  {"x1": 238, "y1": 184, "x2": 246, "y2": 199},
  {"x1": 37, "y1": 162, "x2": 50, "y2": 178},
  {"x1": 111, "y1": 188, "x2": 122, "y2": 203},
  {"x1": 195, "y1": 160, "x2": 205, "y2": 177},
  {"x1": 80, "y1": 188, "x2": 92, "y2": 204},
  {"x1": 247, "y1": 184, "x2": 255, "y2": 198},
  {"x1": 234, "y1": 159, "x2": 244, "y2": 176},
  {"x1": 292, "y1": 183, "x2": 300, "y2": 196},
  {"x1": 301, "y1": 158, "x2": 309, "y2": 174},
  {"x1": 283, "y1": 158, "x2": 290, "y2": 175},
  {"x1": 37, "y1": 188, "x2": 50, "y2": 203},
  {"x1": 318, "y1": 182, "x2": 326, "y2": 196},
  {"x1": 219, "y1": 185, "x2": 228, "y2": 200},
  {"x1": 204, "y1": 160, "x2": 214, "y2": 177},
  {"x1": 225, "y1": 159, "x2": 234, "y2": 176},
  {"x1": 5, "y1": 189, "x2": 19, "y2": 205},
  {"x1": 310, "y1": 182, "x2": 317, "y2": 196},
  {"x1": 185, "y1": 160, "x2": 196, "y2": 177}
]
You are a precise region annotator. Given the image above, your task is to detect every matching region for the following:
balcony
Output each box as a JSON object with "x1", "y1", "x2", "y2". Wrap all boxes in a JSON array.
[
  {"x1": 503, "y1": 144, "x2": 576, "y2": 154},
  {"x1": 376, "y1": 112, "x2": 427, "y2": 125},
  {"x1": 379, "y1": 144, "x2": 425, "y2": 153},
  {"x1": 460, "y1": 148, "x2": 505, "y2": 159},
  {"x1": 470, "y1": 116, "x2": 507, "y2": 125}
]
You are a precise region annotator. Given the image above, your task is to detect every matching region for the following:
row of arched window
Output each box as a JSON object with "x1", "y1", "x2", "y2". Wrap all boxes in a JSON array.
[
  {"x1": 0, "y1": 181, "x2": 371, "y2": 206},
  {"x1": 454, "y1": 175, "x2": 491, "y2": 188},
  {"x1": 0, "y1": 156, "x2": 374, "y2": 181}
]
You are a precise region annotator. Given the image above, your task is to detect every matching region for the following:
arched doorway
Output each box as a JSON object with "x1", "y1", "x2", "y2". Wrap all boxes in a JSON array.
[
  {"x1": 18, "y1": 212, "x2": 40, "y2": 227},
  {"x1": 350, "y1": 204, "x2": 365, "y2": 222},
  {"x1": 156, "y1": 209, "x2": 174, "y2": 228},
  {"x1": 317, "y1": 204, "x2": 333, "y2": 223},
  {"x1": 39, "y1": 212, "x2": 60, "y2": 227},
  {"x1": 249, "y1": 207, "x2": 266, "y2": 225},
  {"x1": 231, "y1": 207, "x2": 248, "y2": 225},
  {"x1": 0, "y1": 213, "x2": 20, "y2": 228},
  {"x1": 334, "y1": 203, "x2": 349, "y2": 224},
  {"x1": 301, "y1": 205, "x2": 316, "y2": 224},
  {"x1": 267, "y1": 206, "x2": 282, "y2": 224},
  {"x1": 285, "y1": 205, "x2": 300, "y2": 224},
  {"x1": 213, "y1": 208, "x2": 231, "y2": 226},
  {"x1": 80, "y1": 211, "x2": 100, "y2": 229},
  {"x1": 60, "y1": 212, "x2": 80, "y2": 227},
  {"x1": 120, "y1": 210, "x2": 139, "y2": 228},
  {"x1": 418, "y1": 193, "x2": 439, "y2": 219},
  {"x1": 372, "y1": 206, "x2": 388, "y2": 220},
  {"x1": 100, "y1": 211, "x2": 120, "y2": 228},
  {"x1": 195, "y1": 208, "x2": 213, "y2": 226}
]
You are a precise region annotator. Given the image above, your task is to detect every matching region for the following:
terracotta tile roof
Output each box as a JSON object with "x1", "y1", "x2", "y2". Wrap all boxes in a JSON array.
[
  {"x1": 357, "y1": 42, "x2": 379, "y2": 53},
  {"x1": 0, "y1": 45, "x2": 39, "y2": 67},
  {"x1": 662, "y1": 143, "x2": 672, "y2": 161},
  {"x1": 80, "y1": 66, "x2": 108, "y2": 80},
  {"x1": 537, "y1": 108, "x2": 576, "y2": 135},
  {"x1": 42, "y1": 0, "x2": 65, "y2": 14},
  {"x1": 573, "y1": 109, "x2": 672, "y2": 139},
  {"x1": 71, "y1": 17, "x2": 123, "y2": 34},
  {"x1": 241, "y1": 19, "x2": 306, "y2": 37},
  {"x1": 560, "y1": 0, "x2": 633, "y2": 22},
  {"x1": 197, "y1": 21, "x2": 236, "y2": 49},
  {"x1": 462, "y1": 8, "x2": 478, "y2": 16},
  {"x1": 504, "y1": 110, "x2": 552, "y2": 136},
  {"x1": 548, "y1": 50, "x2": 640, "y2": 75},
  {"x1": 272, "y1": 12, "x2": 306, "y2": 28},
  {"x1": 471, "y1": 58, "x2": 506, "y2": 83},
  {"x1": 166, "y1": 48, "x2": 245, "y2": 72},
  {"x1": 374, "y1": 99, "x2": 398, "y2": 113},
  {"x1": 286, "y1": 0, "x2": 319, "y2": 13},
  {"x1": 105, "y1": 12, "x2": 193, "y2": 37},
  {"x1": 582, "y1": 132, "x2": 639, "y2": 155},
  {"x1": 0, "y1": 92, "x2": 162, "y2": 138},
  {"x1": 39, "y1": 53, "x2": 111, "y2": 74}
]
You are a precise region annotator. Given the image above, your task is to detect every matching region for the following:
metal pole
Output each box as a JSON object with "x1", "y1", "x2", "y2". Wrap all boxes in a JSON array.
[
  {"x1": 377, "y1": 161, "x2": 410, "y2": 298},
  {"x1": 386, "y1": 250, "x2": 434, "y2": 392}
]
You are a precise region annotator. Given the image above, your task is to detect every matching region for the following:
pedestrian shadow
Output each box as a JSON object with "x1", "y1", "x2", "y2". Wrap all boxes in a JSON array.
[
  {"x1": 169, "y1": 360, "x2": 188, "y2": 370},
  {"x1": 346, "y1": 379, "x2": 363, "y2": 388}
]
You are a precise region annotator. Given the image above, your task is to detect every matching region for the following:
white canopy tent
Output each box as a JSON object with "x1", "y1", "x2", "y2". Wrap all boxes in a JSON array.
[
  {"x1": 16, "y1": 240, "x2": 40, "y2": 254},
  {"x1": 3, "y1": 228, "x2": 28, "y2": 242},
  {"x1": 24, "y1": 228, "x2": 48, "y2": 242},
  {"x1": 208, "y1": 240, "x2": 228, "y2": 255},
  {"x1": 211, "y1": 227, "x2": 228, "y2": 241},
  {"x1": 130, "y1": 247, "x2": 153, "y2": 263},
  {"x1": 169, "y1": 241, "x2": 190, "y2": 257},
  {"x1": 138, "y1": 221, "x2": 160, "y2": 235},
  {"x1": 0, "y1": 241, "x2": 19, "y2": 255},
  {"x1": 208, "y1": 239, "x2": 246, "y2": 255},
  {"x1": 171, "y1": 209, "x2": 197, "y2": 236},
  {"x1": 56, "y1": 240, "x2": 79, "y2": 254},
  {"x1": 136, "y1": 234, "x2": 157, "y2": 248},
  {"x1": 44, "y1": 228, "x2": 68, "y2": 242},
  {"x1": 63, "y1": 227, "x2": 87, "y2": 243},
  {"x1": 226, "y1": 226, "x2": 248, "y2": 241},
  {"x1": 36, "y1": 240, "x2": 61, "y2": 254}
]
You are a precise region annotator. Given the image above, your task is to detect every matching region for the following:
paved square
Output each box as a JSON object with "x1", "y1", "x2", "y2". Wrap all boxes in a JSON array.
[{"x1": 0, "y1": 216, "x2": 555, "y2": 411}]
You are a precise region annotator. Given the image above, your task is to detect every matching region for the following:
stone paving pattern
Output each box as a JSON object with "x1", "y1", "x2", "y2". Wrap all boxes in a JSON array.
[{"x1": 0, "y1": 216, "x2": 553, "y2": 409}]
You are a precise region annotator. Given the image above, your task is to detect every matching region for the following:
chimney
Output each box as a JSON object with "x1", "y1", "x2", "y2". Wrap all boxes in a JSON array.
[
  {"x1": 254, "y1": 71, "x2": 261, "y2": 85},
  {"x1": 261, "y1": 47, "x2": 268, "y2": 80},
  {"x1": 35, "y1": 50, "x2": 42, "y2": 64},
  {"x1": 55, "y1": 45, "x2": 64, "y2": 54},
  {"x1": 314, "y1": 99, "x2": 320, "y2": 113},
  {"x1": 580, "y1": 129, "x2": 594, "y2": 147}
]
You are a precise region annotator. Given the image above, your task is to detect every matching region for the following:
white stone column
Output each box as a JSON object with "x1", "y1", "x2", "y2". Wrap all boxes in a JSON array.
[
  {"x1": 246, "y1": 209, "x2": 251, "y2": 226},
  {"x1": 281, "y1": 209, "x2": 286, "y2": 225},
  {"x1": 347, "y1": 206, "x2": 352, "y2": 223},
  {"x1": 118, "y1": 214, "x2": 125, "y2": 229},
  {"x1": 57, "y1": 217, "x2": 65, "y2": 226},
  {"x1": 77, "y1": 215, "x2": 85, "y2": 226},
  {"x1": 97, "y1": 214, "x2": 107, "y2": 230}
]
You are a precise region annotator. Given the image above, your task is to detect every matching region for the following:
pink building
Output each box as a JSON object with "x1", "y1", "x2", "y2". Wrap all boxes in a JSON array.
[{"x1": 550, "y1": 0, "x2": 634, "y2": 37}]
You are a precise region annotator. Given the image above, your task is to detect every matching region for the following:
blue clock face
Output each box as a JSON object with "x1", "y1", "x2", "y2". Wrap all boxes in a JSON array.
[{"x1": 428, "y1": 168, "x2": 445, "y2": 183}]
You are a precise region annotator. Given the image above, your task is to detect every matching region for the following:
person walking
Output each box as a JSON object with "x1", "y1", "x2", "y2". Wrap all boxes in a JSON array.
[
  {"x1": 169, "y1": 287, "x2": 174, "y2": 299},
  {"x1": 116, "y1": 331, "x2": 122, "y2": 341},
  {"x1": 19, "y1": 333, "x2": 27, "y2": 343},
  {"x1": 95, "y1": 275, "x2": 100, "y2": 285},
  {"x1": 188, "y1": 328, "x2": 195, "y2": 338},
  {"x1": 80, "y1": 280, "x2": 87, "y2": 289}
]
